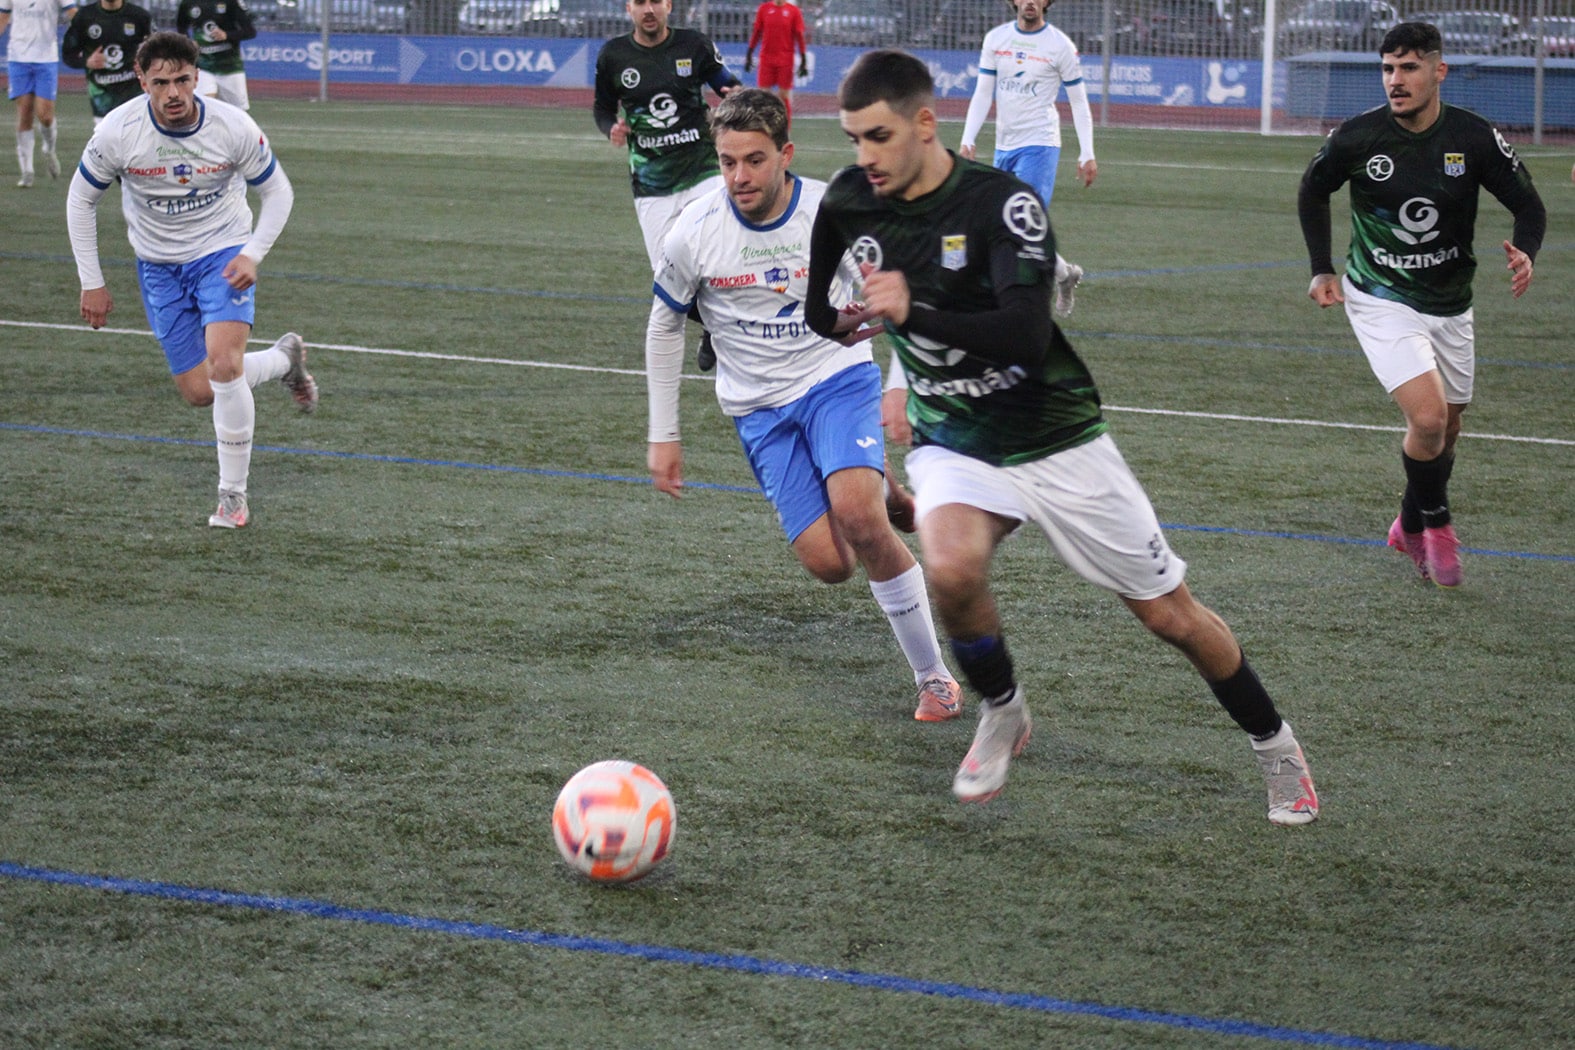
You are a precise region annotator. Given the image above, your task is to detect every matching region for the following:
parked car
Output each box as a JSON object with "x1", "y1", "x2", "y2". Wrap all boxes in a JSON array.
[
  {"x1": 683, "y1": 0, "x2": 758, "y2": 42},
  {"x1": 274, "y1": 0, "x2": 409, "y2": 31},
  {"x1": 1125, "y1": 0, "x2": 1233, "y2": 55},
  {"x1": 1528, "y1": 14, "x2": 1575, "y2": 57},
  {"x1": 519, "y1": 0, "x2": 629, "y2": 36},
  {"x1": 457, "y1": 0, "x2": 528, "y2": 32},
  {"x1": 1411, "y1": 10, "x2": 1537, "y2": 56},
  {"x1": 1274, "y1": 0, "x2": 1396, "y2": 55},
  {"x1": 811, "y1": 0, "x2": 903, "y2": 46}
]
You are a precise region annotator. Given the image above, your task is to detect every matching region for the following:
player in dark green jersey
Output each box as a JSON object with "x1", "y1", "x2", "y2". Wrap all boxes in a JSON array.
[
  {"x1": 61, "y1": 0, "x2": 154, "y2": 123},
  {"x1": 1299, "y1": 22, "x2": 1545, "y2": 590},
  {"x1": 175, "y1": 0, "x2": 255, "y2": 109},
  {"x1": 595, "y1": 0, "x2": 740, "y2": 371},
  {"x1": 806, "y1": 49, "x2": 1319, "y2": 825}
]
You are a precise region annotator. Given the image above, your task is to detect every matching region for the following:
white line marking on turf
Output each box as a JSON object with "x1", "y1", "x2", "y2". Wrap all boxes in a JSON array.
[{"x1": 6, "y1": 319, "x2": 1570, "y2": 447}]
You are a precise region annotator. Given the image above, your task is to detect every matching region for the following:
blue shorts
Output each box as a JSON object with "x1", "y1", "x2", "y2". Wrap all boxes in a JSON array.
[
  {"x1": 995, "y1": 145, "x2": 1061, "y2": 209},
  {"x1": 734, "y1": 362, "x2": 886, "y2": 543},
  {"x1": 136, "y1": 246, "x2": 256, "y2": 376},
  {"x1": 7, "y1": 61, "x2": 60, "y2": 101}
]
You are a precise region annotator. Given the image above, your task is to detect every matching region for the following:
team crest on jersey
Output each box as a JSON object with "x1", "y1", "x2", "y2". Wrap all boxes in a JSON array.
[
  {"x1": 621, "y1": 67, "x2": 640, "y2": 89},
  {"x1": 1366, "y1": 154, "x2": 1394, "y2": 181},
  {"x1": 850, "y1": 235, "x2": 882, "y2": 272},
  {"x1": 1002, "y1": 192, "x2": 1047, "y2": 243},
  {"x1": 676, "y1": 58, "x2": 693, "y2": 77},
  {"x1": 173, "y1": 163, "x2": 192, "y2": 184},
  {"x1": 1443, "y1": 153, "x2": 1465, "y2": 177},
  {"x1": 763, "y1": 265, "x2": 790, "y2": 292},
  {"x1": 941, "y1": 234, "x2": 967, "y2": 270}
]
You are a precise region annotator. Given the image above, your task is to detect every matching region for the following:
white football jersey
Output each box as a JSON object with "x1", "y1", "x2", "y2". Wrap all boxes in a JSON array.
[
  {"x1": 78, "y1": 96, "x2": 281, "y2": 265},
  {"x1": 976, "y1": 21, "x2": 1083, "y2": 152},
  {"x1": 2, "y1": 0, "x2": 74, "y2": 63},
  {"x1": 654, "y1": 175, "x2": 867, "y2": 418}
]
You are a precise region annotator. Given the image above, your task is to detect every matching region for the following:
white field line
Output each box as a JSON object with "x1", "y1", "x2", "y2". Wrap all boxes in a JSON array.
[{"x1": 6, "y1": 318, "x2": 1571, "y2": 447}]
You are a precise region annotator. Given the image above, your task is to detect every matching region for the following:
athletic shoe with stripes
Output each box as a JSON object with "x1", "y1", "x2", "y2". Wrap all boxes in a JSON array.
[
  {"x1": 914, "y1": 675, "x2": 962, "y2": 722},
  {"x1": 1254, "y1": 726, "x2": 1319, "y2": 826},
  {"x1": 208, "y1": 489, "x2": 249, "y2": 529}
]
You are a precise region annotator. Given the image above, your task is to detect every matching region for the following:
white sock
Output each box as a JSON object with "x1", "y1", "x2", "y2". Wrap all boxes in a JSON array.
[
  {"x1": 17, "y1": 129, "x2": 34, "y2": 175},
  {"x1": 242, "y1": 343, "x2": 291, "y2": 388},
  {"x1": 1251, "y1": 721, "x2": 1295, "y2": 751},
  {"x1": 868, "y1": 563, "x2": 950, "y2": 683},
  {"x1": 210, "y1": 375, "x2": 255, "y2": 494},
  {"x1": 39, "y1": 121, "x2": 56, "y2": 153}
]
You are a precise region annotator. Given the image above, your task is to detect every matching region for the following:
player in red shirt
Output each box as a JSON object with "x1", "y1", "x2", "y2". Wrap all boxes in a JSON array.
[{"x1": 744, "y1": 0, "x2": 808, "y2": 126}]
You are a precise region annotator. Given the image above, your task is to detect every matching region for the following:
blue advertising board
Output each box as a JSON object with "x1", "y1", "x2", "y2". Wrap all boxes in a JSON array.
[{"x1": 237, "y1": 33, "x2": 1266, "y2": 112}]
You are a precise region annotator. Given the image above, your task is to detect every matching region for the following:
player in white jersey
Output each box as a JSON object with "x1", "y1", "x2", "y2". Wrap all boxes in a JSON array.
[
  {"x1": 1, "y1": 0, "x2": 78, "y2": 186},
  {"x1": 645, "y1": 88, "x2": 963, "y2": 723},
  {"x1": 959, "y1": 0, "x2": 1095, "y2": 317},
  {"x1": 66, "y1": 31, "x2": 317, "y2": 529}
]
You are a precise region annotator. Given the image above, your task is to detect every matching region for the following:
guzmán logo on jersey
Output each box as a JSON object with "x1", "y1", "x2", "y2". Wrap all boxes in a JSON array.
[
  {"x1": 850, "y1": 235, "x2": 882, "y2": 272},
  {"x1": 1002, "y1": 192, "x2": 1047, "y2": 243},
  {"x1": 1366, "y1": 154, "x2": 1394, "y2": 181},
  {"x1": 621, "y1": 67, "x2": 640, "y2": 89},
  {"x1": 646, "y1": 93, "x2": 680, "y2": 129},
  {"x1": 1392, "y1": 197, "x2": 1439, "y2": 245}
]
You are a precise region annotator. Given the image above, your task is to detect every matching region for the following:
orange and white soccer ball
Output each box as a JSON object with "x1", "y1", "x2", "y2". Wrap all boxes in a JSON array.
[{"x1": 552, "y1": 760, "x2": 676, "y2": 883}]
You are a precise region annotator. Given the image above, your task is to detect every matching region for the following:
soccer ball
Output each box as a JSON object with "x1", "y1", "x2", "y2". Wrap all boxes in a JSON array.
[{"x1": 552, "y1": 760, "x2": 676, "y2": 883}]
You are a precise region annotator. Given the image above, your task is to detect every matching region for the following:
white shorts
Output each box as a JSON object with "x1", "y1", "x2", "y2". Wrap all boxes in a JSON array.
[
  {"x1": 905, "y1": 435, "x2": 1187, "y2": 601},
  {"x1": 1343, "y1": 276, "x2": 1474, "y2": 404},
  {"x1": 196, "y1": 69, "x2": 250, "y2": 110},
  {"x1": 633, "y1": 174, "x2": 723, "y2": 270}
]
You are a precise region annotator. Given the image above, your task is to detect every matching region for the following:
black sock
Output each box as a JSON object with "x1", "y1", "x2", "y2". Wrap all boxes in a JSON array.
[
  {"x1": 1208, "y1": 654, "x2": 1282, "y2": 739},
  {"x1": 1402, "y1": 450, "x2": 1452, "y2": 529},
  {"x1": 1398, "y1": 490, "x2": 1423, "y2": 535},
  {"x1": 949, "y1": 635, "x2": 1017, "y2": 705}
]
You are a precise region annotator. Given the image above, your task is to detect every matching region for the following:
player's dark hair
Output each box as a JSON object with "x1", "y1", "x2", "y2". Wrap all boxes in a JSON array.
[
  {"x1": 136, "y1": 30, "x2": 200, "y2": 73},
  {"x1": 1381, "y1": 22, "x2": 1443, "y2": 58},
  {"x1": 711, "y1": 88, "x2": 790, "y2": 150},
  {"x1": 837, "y1": 49, "x2": 933, "y2": 118}
]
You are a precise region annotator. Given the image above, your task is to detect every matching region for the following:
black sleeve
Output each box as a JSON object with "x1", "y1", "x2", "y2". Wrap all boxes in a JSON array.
[
  {"x1": 804, "y1": 206, "x2": 845, "y2": 339},
  {"x1": 1297, "y1": 171, "x2": 1337, "y2": 277},
  {"x1": 61, "y1": 13, "x2": 88, "y2": 69},
  {"x1": 592, "y1": 47, "x2": 619, "y2": 139},
  {"x1": 1480, "y1": 139, "x2": 1546, "y2": 263},
  {"x1": 900, "y1": 280, "x2": 1051, "y2": 370},
  {"x1": 1298, "y1": 133, "x2": 1348, "y2": 277},
  {"x1": 230, "y1": 0, "x2": 258, "y2": 41}
]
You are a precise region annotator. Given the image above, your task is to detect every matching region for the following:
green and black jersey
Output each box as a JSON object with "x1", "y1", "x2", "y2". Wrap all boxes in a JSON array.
[
  {"x1": 176, "y1": 0, "x2": 255, "y2": 76},
  {"x1": 61, "y1": 1, "x2": 155, "y2": 117},
  {"x1": 1300, "y1": 103, "x2": 1545, "y2": 316},
  {"x1": 808, "y1": 156, "x2": 1106, "y2": 468},
  {"x1": 593, "y1": 28, "x2": 737, "y2": 199}
]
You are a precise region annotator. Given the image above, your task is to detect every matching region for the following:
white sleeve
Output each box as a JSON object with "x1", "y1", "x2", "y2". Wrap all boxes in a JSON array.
[
  {"x1": 67, "y1": 169, "x2": 109, "y2": 289},
  {"x1": 960, "y1": 68, "x2": 995, "y2": 150},
  {"x1": 1065, "y1": 80, "x2": 1095, "y2": 164},
  {"x1": 645, "y1": 299, "x2": 687, "y2": 443},
  {"x1": 884, "y1": 345, "x2": 908, "y2": 392},
  {"x1": 240, "y1": 164, "x2": 294, "y2": 263}
]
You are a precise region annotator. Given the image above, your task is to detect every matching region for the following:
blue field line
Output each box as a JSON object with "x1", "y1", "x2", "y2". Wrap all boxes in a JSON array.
[
  {"x1": 0, "y1": 860, "x2": 1464, "y2": 1050},
  {"x1": 6, "y1": 421, "x2": 1571, "y2": 563}
]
